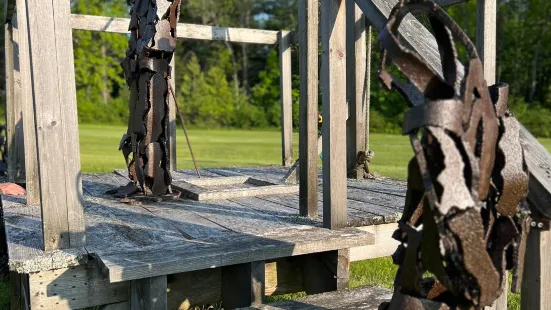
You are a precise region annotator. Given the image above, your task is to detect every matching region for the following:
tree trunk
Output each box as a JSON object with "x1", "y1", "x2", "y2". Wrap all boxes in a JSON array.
[{"x1": 119, "y1": 0, "x2": 182, "y2": 196}]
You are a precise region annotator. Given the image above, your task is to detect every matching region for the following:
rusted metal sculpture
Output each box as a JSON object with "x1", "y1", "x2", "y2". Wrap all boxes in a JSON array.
[
  {"x1": 377, "y1": 1, "x2": 531, "y2": 309},
  {"x1": 115, "y1": 0, "x2": 182, "y2": 198}
]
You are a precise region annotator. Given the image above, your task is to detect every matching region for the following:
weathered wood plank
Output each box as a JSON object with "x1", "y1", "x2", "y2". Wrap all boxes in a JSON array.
[
  {"x1": 521, "y1": 226, "x2": 551, "y2": 309},
  {"x1": 26, "y1": 0, "x2": 85, "y2": 250},
  {"x1": 174, "y1": 180, "x2": 299, "y2": 201},
  {"x1": 239, "y1": 285, "x2": 393, "y2": 310},
  {"x1": 350, "y1": 223, "x2": 399, "y2": 261},
  {"x1": 279, "y1": 30, "x2": 294, "y2": 167},
  {"x1": 28, "y1": 262, "x2": 128, "y2": 309},
  {"x1": 298, "y1": 0, "x2": 320, "y2": 217},
  {"x1": 129, "y1": 275, "x2": 167, "y2": 310},
  {"x1": 265, "y1": 258, "x2": 304, "y2": 296},
  {"x1": 321, "y1": 0, "x2": 348, "y2": 229},
  {"x1": 222, "y1": 261, "x2": 266, "y2": 308},
  {"x1": 14, "y1": 0, "x2": 40, "y2": 205},
  {"x1": 97, "y1": 226, "x2": 374, "y2": 282},
  {"x1": 71, "y1": 14, "x2": 280, "y2": 45},
  {"x1": 346, "y1": 2, "x2": 369, "y2": 179},
  {"x1": 476, "y1": 0, "x2": 497, "y2": 86},
  {"x1": 5, "y1": 14, "x2": 26, "y2": 184}
]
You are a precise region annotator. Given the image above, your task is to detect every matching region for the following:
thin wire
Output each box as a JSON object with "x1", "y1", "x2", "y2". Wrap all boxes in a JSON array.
[{"x1": 168, "y1": 84, "x2": 201, "y2": 178}]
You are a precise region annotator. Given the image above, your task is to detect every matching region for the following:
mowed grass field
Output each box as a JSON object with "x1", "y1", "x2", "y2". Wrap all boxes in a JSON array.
[{"x1": 2, "y1": 124, "x2": 550, "y2": 309}]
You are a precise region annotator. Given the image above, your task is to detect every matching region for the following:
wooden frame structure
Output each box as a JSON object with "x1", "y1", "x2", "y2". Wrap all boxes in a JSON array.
[{"x1": 3, "y1": 0, "x2": 551, "y2": 309}]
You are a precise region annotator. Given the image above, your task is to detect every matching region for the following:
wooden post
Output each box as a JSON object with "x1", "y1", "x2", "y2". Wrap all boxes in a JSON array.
[
  {"x1": 15, "y1": 0, "x2": 40, "y2": 206},
  {"x1": 169, "y1": 58, "x2": 177, "y2": 171},
  {"x1": 298, "y1": 0, "x2": 319, "y2": 218},
  {"x1": 346, "y1": 2, "x2": 368, "y2": 179},
  {"x1": 25, "y1": 0, "x2": 85, "y2": 250},
  {"x1": 279, "y1": 30, "x2": 293, "y2": 167},
  {"x1": 476, "y1": 0, "x2": 497, "y2": 85},
  {"x1": 521, "y1": 223, "x2": 551, "y2": 309},
  {"x1": 222, "y1": 261, "x2": 266, "y2": 308},
  {"x1": 301, "y1": 249, "x2": 350, "y2": 294},
  {"x1": 321, "y1": 0, "x2": 347, "y2": 229},
  {"x1": 5, "y1": 8, "x2": 26, "y2": 184},
  {"x1": 129, "y1": 276, "x2": 168, "y2": 310}
]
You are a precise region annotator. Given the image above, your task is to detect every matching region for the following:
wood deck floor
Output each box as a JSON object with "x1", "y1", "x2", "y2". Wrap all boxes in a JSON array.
[{"x1": 1, "y1": 166, "x2": 405, "y2": 280}]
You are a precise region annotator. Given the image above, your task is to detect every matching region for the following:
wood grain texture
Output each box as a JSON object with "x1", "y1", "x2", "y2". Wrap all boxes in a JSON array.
[
  {"x1": 28, "y1": 262, "x2": 128, "y2": 309},
  {"x1": 71, "y1": 14, "x2": 279, "y2": 45},
  {"x1": 5, "y1": 15, "x2": 26, "y2": 184},
  {"x1": 222, "y1": 261, "x2": 266, "y2": 309},
  {"x1": 25, "y1": 0, "x2": 85, "y2": 250},
  {"x1": 476, "y1": 0, "x2": 497, "y2": 85},
  {"x1": 168, "y1": 58, "x2": 177, "y2": 171},
  {"x1": 238, "y1": 285, "x2": 393, "y2": 310},
  {"x1": 14, "y1": 0, "x2": 40, "y2": 205},
  {"x1": 98, "y1": 227, "x2": 374, "y2": 282},
  {"x1": 321, "y1": 0, "x2": 348, "y2": 229},
  {"x1": 298, "y1": 0, "x2": 319, "y2": 217},
  {"x1": 129, "y1": 275, "x2": 167, "y2": 310},
  {"x1": 346, "y1": 2, "x2": 368, "y2": 178},
  {"x1": 521, "y1": 227, "x2": 551, "y2": 310},
  {"x1": 349, "y1": 223, "x2": 399, "y2": 261},
  {"x1": 279, "y1": 30, "x2": 294, "y2": 167}
]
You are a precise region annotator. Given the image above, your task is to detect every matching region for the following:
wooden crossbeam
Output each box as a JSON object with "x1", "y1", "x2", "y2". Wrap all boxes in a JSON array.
[{"x1": 70, "y1": 14, "x2": 280, "y2": 45}]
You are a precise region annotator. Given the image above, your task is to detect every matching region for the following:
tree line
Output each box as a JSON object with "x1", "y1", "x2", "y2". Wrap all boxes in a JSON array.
[{"x1": 1, "y1": 0, "x2": 551, "y2": 136}]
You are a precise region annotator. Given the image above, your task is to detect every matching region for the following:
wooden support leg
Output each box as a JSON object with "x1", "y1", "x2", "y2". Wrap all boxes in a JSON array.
[
  {"x1": 298, "y1": 0, "x2": 319, "y2": 218},
  {"x1": 279, "y1": 30, "x2": 293, "y2": 167},
  {"x1": 222, "y1": 261, "x2": 265, "y2": 309},
  {"x1": 521, "y1": 228, "x2": 551, "y2": 309},
  {"x1": 129, "y1": 276, "x2": 168, "y2": 310},
  {"x1": 321, "y1": 0, "x2": 348, "y2": 230},
  {"x1": 168, "y1": 58, "x2": 177, "y2": 172},
  {"x1": 346, "y1": 2, "x2": 369, "y2": 180},
  {"x1": 301, "y1": 249, "x2": 350, "y2": 295}
]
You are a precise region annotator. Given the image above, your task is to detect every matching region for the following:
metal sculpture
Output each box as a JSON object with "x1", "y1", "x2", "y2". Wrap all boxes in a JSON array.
[
  {"x1": 377, "y1": 1, "x2": 531, "y2": 309},
  {"x1": 115, "y1": 0, "x2": 182, "y2": 198}
]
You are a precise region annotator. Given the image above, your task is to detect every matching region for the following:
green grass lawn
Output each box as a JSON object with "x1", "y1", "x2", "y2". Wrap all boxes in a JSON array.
[{"x1": 2, "y1": 124, "x2": 550, "y2": 309}]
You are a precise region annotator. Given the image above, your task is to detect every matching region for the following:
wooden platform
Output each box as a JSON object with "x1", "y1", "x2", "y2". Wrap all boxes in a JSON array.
[
  {"x1": 240, "y1": 285, "x2": 393, "y2": 310},
  {"x1": 1, "y1": 166, "x2": 405, "y2": 308}
]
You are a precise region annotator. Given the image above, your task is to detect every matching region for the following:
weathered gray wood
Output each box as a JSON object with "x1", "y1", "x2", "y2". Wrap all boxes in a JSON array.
[
  {"x1": 70, "y1": 14, "x2": 280, "y2": 45},
  {"x1": 298, "y1": 0, "x2": 320, "y2": 218},
  {"x1": 14, "y1": 0, "x2": 39, "y2": 205},
  {"x1": 346, "y1": 3, "x2": 368, "y2": 179},
  {"x1": 10, "y1": 271, "x2": 22, "y2": 310},
  {"x1": 476, "y1": 0, "x2": 497, "y2": 86},
  {"x1": 521, "y1": 226, "x2": 551, "y2": 309},
  {"x1": 186, "y1": 176, "x2": 251, "y2": 187},
  {"x1": 265, "y1": 258, "x2": 305, "y2": 296},
  {"x1": 168, "y1": 58, "x2": 177, "y2": 171},
  {"x1": 25, "y1": 0, "x2": 85, "y2": 250},
  {"x1": 239, "y1": 285, "x2": 393, "y2": 310},
  {"x1": 321, "y1": 0, "x2": 348, "y2": 230},
  {"x1": 5, "y1": 14, "x2": 26, "y2": 184},
  {"x1": 98, "y1": 226, "x2": 374, "y2": 282},
  {"x1": 349, "y1": 223, "x2": 400, "y2": 261},
  {"x1": 129, "y1": 275, "x2": 167, "y2": 310},
  {"x1": 174, "y1": 180, "x2": 299, "y2": 201},
  {"x1": 222, "y1": 261, "x2": 266, "y2": 308},
  {"x1": 279, "y1": 30, "x2": 294, "y2": 167},
  {"x1": 28, "y1": 262, "x2": 128, "y2": 309},
  {"x1": 301, "y1": 249, "x2": 350, "y2": 294}
]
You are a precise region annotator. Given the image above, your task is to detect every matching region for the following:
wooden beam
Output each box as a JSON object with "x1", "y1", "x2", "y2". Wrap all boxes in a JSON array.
[
  {"x1": 321, "y1": 0, "x2": 348, "y2": 229},
  {"x1": 346, "y1": 2, "x2": 368, "y2": 179},
  {"x1": 298, "y1": 0, "x2": 319, "y2": 217},
  {"x1": 70, "y1": 14, "x2": 280, "y2": 45},
  {"x1": 521, "y1": 225, "x2": 551, "y2": 310},
  {"x1": 25, "y1": 0, "x2": 85, "y2": 250},
  {"x1": 4, "y1": 13, "x2": 26, "y2": 184},
  {"x1": 476, "y1": 0, "x2": 497, "y2": 85},
  {"x1": 129, "y1": 276, "x2": 167, "y2": 310},
  {"x1": 279, "y1": 30, "x2": 294, "y2": 167},
  {"x1": 222, "y1": 261, "x2": 266, "y2": 308},
  {"x1": 168, "y1": 58, "x2": 177, "y2": 171},
  {"x1": 15, "y1": 0, "x2": 40, "y2": 206}
]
